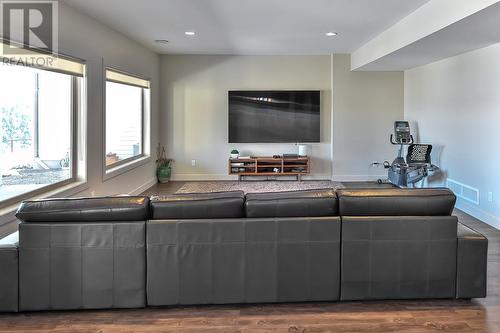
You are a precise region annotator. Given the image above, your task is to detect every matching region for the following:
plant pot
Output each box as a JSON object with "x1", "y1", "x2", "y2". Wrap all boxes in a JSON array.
[
  {"x1": 230, "y1": 154, "x2": 239, "y2": 159},
  {"x1": 157, "y1": 166, "x2": 171, "y2": 183}
]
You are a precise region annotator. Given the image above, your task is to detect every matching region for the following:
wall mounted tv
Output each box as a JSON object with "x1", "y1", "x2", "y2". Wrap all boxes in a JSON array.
[{"x1": 228, "y1": 90, "x2": 320, "y2": 143}]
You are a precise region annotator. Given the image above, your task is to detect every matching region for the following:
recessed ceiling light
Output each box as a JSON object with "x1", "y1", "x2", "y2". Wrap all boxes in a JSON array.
[
  {"x1": 325, "y1": 32, "x2": 338, "y2": 37},
  {"x1": 155, "y1": 39, "x2": 169, "y2": 44},
  {"x1": 184, "y1": 31, "x2": 196, "y2": 36}
]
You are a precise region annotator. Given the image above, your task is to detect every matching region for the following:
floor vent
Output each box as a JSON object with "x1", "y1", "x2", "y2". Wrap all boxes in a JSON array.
[{"x1": 446, "y1": 178, "x2": 480, "y2": 205}]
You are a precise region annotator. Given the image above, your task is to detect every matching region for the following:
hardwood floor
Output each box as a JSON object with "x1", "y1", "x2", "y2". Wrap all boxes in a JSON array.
[
  {"x1": 141, "y1": 181, "x2": 186, "y2": 195},
  {"x1": 1, "y1": 182, "x2": 498, "y2": 333}
]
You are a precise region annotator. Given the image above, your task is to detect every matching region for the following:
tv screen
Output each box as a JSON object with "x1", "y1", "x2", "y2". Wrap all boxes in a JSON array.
[{"x1": 228, "y1": 90, "x2": 320, "y2": 143}]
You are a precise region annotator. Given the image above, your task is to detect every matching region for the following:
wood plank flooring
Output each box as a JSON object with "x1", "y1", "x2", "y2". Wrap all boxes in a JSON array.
[{"x1": 1, "y1": 181, "x2": 499, "y2": 333}]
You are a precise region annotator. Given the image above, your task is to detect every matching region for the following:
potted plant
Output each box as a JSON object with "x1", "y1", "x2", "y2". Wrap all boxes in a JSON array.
[
  {"x1": 156, "y1": 143, "x2": 173, "y2": 183},
  {"x1": 230, "y1": 149, "x2": 239, "y2": 159}
]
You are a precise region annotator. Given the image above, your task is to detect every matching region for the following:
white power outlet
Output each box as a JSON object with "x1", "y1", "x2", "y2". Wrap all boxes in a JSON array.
[
  {"x1": 191, "y1": 159, "x2": 196, "y2": 167},
  {"x1": 90, "y1": 191, "x2": 95, "y2": 197},
  {"x1": 488, "y1": 192, "x2": 493, "y2": 202}
]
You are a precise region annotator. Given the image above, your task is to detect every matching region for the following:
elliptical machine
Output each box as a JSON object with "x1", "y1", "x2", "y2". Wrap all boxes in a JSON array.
[{"x1": 376, "y1": 121, "x2": 439, "y2": 187}]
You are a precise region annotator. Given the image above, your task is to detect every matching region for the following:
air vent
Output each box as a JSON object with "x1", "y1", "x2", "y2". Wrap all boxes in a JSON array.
[{"x1": 446, "y1": 179, "x2": 480, "y2": 205}]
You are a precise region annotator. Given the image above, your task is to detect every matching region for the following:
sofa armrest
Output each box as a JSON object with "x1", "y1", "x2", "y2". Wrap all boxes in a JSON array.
[
  {"x1": 456, "y1": 223, "x2": 487, "y2": 298},
  {"x1": 0, "y1": 232, "x2": 19, "y2": 312}
]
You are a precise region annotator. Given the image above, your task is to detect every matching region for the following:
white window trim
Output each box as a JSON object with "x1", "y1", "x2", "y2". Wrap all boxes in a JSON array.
[
  {"x1": 0, "y1": 54, "x2": 88, "y2": 210},
  {"x1": 0, "y1": 180, "x2": 89, "y2": 228},
  {"x1": 102, "y1": 64, "x2": 151, "y2": 181}
]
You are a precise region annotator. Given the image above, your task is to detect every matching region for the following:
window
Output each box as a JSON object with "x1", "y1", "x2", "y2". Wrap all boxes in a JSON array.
[
  {"x1": 105, "y1": 69, "x2": 150, "y2": 169},
  {"x1": 0, "y1": 58, "x2": 84, "y2": 206}
]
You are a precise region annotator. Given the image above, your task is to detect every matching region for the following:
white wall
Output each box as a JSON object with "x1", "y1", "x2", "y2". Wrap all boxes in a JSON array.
[
  {"x1": 160, "y1": 54, "x2": 404, "y2": 181},
  {"x1": 58, "y1": 2, "x2": 160, "y2": 196},
  {"x1": 332, "y1": 55, "x2": 404, "y2": 180},
  {"x1": 160, "y1": 55, "x2": 333, "y2": 180},
  {"x1": 405, "y1": 43, "x2": 500, "y2": 228}
]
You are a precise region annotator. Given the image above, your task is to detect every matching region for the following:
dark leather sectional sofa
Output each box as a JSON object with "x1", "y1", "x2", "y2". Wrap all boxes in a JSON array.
[{"x1": 0, "y1": 188, "x2": 488, "y2": 312}]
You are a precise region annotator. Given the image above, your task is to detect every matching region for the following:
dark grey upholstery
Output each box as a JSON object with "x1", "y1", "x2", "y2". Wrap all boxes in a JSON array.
[
  {"x1": 16, "y1": 196, "x2": 150, "y2": 222},
  {"x1": 150, "y1": 191, "x2": 245, "y2": 219},
  {"x1": 341, "y1": 216, "x2": 458, "y2": 300},
  {"x1": 337, "y1": 188, "x2": 456, "y2": 216},
  {"x1": 0, "y1": 235, "x2": 18, "y2": 312},
  {"x1": 19, "y1": 222, "x2": 146, "y2": 311},
  {"x1": 456, "y1": 223, "x2": 488, "y2": 298},
  {"x1": 245, "y1": 189, "x2": 338, "y2": 218},
  {"x1": 147, "y1": 217, "x2": 341, "y2": 305},
  {"x1": 2, "y1": 187, "x2": 487, "y2": 313},
  {"x1": 16, "y1": 196, "x2": 149, "y2": 311}
]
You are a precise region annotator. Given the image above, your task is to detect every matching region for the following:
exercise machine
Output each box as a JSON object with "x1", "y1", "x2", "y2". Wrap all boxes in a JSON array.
[{"x1": 375, "y1": 121, "x2": 439, "y2": 187}]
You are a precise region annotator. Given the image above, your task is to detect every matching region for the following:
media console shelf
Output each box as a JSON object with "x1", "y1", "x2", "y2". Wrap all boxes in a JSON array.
[{"x1": 229, "y1": 156, "x2": 310, "y2": 181}]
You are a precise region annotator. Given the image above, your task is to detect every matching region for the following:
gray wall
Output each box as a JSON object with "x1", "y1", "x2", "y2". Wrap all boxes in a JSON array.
[
  {"x1": 332, "y1": 55, "x2": 404, "y2": 180},
  {"x1": 160, "y1": 55, "x2": 333, "y2": 180},
  {"x1": 405, "y1": 43, "x2": 500, "y2": 228},
  {"x1": 160, "y1": 54, "x2": 404, "y2": 181},
  {"x1": 58, "y1": 3, "x2": 160, "y2": 196},
  {"x1": 0, "y1": 3, "x2": 160, "y2": 236}
]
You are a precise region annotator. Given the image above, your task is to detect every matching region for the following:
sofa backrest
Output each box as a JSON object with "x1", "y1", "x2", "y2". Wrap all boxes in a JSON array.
[
  {"x1": 337, "y1": 188, "x2": 456, "y2": 216},
  {"x1": 245, "y1": 189, "x2": 338, "y2": 218},
  {"x1": 150, "y1": 191, "x2": 245, "y2": 219},
  {"x1": 16, "y1": 196, "x2": 149, "y2": 311},
  {"x1": 15, "y1": 196, "x2": 150, "y2": 222}
]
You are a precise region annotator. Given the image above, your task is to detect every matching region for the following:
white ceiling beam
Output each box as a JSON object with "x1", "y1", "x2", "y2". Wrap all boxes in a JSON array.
[{"x1": 351, "y1": 0, "x2": 500, "y2": 71}]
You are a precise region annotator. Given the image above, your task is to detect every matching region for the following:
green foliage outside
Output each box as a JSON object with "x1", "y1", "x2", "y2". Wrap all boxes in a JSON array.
[{"x1": 0, "y1": 106, "x2": 32, "y2": 153}]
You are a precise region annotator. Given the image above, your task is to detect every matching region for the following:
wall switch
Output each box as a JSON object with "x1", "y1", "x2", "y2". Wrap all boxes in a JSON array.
[
  {"x1": 488, "y1": 192, "x2": 493, "y2": 202},
  {"x1": 191, "y1": 159, "x2": 196, "y2": 167}
]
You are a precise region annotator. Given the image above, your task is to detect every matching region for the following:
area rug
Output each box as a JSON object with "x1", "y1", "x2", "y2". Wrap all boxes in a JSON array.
[{"x1": 175, "y1": 180, "x2": 344, "y2": 194}]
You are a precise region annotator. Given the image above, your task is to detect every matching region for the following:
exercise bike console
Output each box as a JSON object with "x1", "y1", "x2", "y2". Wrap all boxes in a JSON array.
[{"x1": 391, "y1": 121, "x2": 414, "y2": 145}]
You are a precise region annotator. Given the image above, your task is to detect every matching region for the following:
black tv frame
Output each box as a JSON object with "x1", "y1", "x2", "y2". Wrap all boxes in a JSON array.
[{"x1": 228, "y1": 90, "x2": 321, "y2": 143}]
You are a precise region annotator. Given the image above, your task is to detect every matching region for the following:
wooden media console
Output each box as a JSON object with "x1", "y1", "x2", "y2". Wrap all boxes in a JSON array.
[{"x1": 228, "y1": 156, "x2": 310, "y2": 181}]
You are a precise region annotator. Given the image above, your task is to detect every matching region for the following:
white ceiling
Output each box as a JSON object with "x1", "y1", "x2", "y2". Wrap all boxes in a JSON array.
[{"x1": 61, "y1": 0, "x2": 430, "y2": 55}]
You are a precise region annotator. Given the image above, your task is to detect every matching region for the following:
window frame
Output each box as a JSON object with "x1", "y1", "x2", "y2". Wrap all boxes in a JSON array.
[
  {"x1": 0, "y1": 63, "x2": 85, "y2": 210},
  {"x1": 102, "y1": 66, "x2": 151, "y2": 179}
]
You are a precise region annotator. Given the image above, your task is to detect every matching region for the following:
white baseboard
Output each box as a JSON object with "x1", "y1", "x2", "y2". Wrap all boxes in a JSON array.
[
  {"x1": 332, "y1": 174, "x2": 386, "y2": 182},
  {"x1": 299, "y1": 173, "x2": 332, "y2": 180},
  {"x1": 128, "y1": 177, "x2": 157, "y2": 195},
  {"x1": 171, "y1": 173, "x2": 333, "y2": 181},
  {"x1": 455, "y1": 198, "x2": 500, "y2": 230}
]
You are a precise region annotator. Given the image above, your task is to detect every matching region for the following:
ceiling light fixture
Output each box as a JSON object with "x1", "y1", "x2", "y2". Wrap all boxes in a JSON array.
[
  {"x1": 325, "y1": 32, "x2": 338, "y2": 37},
  {"x1": 155, "y1": 39, "x2": 169, "y2": 44},
  {"x1": 184, "y1": 31, "x2": 196, "y2": 36}
]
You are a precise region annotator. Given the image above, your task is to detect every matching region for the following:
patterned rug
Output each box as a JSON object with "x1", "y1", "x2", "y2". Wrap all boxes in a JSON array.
[{"x1": 175, "y1": 181, "x2": 344, "y2": 194}]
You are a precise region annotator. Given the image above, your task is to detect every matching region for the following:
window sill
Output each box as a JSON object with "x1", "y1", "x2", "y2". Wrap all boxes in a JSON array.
[
  {"x1": 103, "y1": 155, "x2": 151, "y2": 181},
  {"x1": 0, "y1": 181, "x2": 88, "y2": 228}
]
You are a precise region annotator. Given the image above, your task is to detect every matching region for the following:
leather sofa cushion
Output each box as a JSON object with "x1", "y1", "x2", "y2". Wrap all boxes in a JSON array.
[
  {"x1": 245, "y1": 189, "x2": 338, "y2": 218},
  {"x1": 150, "y1": 191, "x2": 245, "y2": 219},
  {"x1": 15, "y1": 196, "x2": 149, "y2": 222},
  {"x1": 337, "y1": 188, "x2": 456, "y2": 216}
]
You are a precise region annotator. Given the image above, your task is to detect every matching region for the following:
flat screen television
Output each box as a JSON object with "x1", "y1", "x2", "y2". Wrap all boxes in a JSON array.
[{"x1": 228, "y1": 90, "x2": 320, "y2": 143}]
